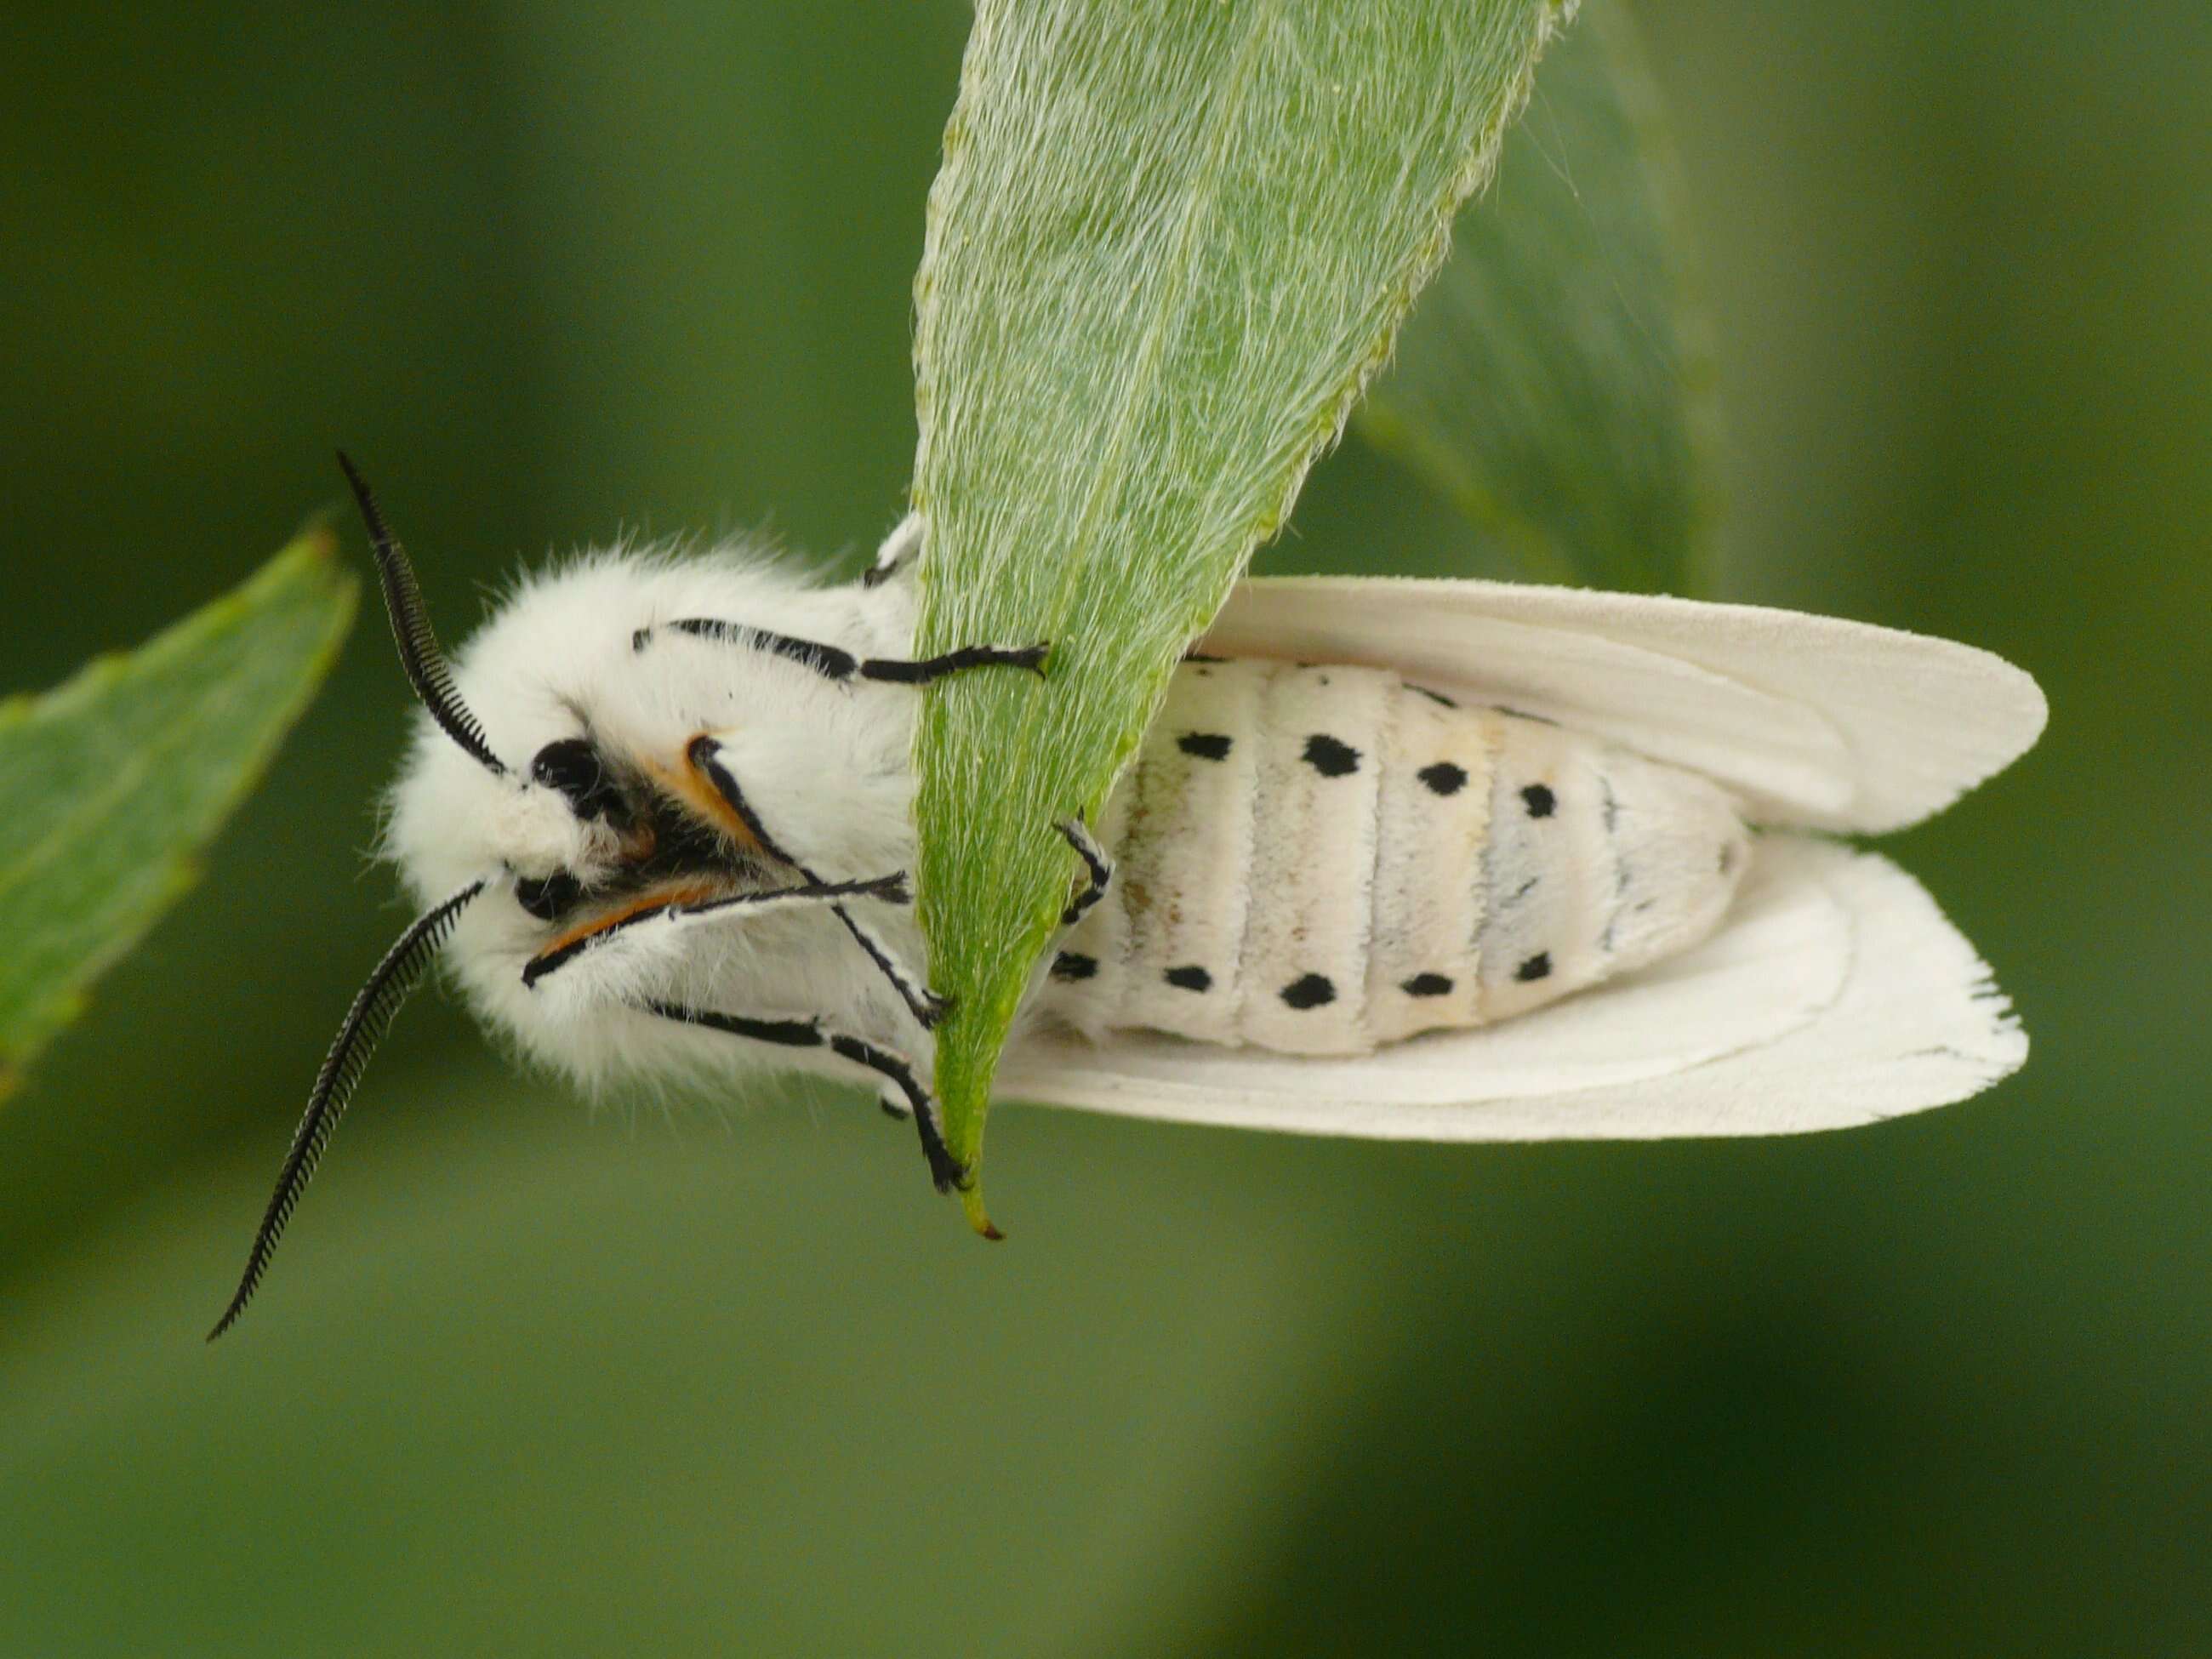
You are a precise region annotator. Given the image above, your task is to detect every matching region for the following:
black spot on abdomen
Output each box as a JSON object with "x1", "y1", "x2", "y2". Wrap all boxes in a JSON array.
[
  {"x1": 1280, "y1": 972, "x2": 1337, "y2": 1010},
  {"x1": 1177, "y1": 732, "x2": 1233, "y2": 761},
  {"x1": 1418, "y1": 762, "x2": 1468, "y2": 796},
  {"x1": 1302, "y1": 734, "x2": 1360, "y2": 777},
  {"x1": 1521, "y1": 784, "x2": 1556, "y2": 818},
  {"x1": 1164, "y1": 965, "x2": 1212, "y2": 992},
  {"x1": 1515, "y1": 953, "x2": 1553, "y2": 983},
  {"x1": 1401, "y1": 972, "x2": 1453, "y2": 997},
  {"x1": 1051, "y1": 952, "x2": 1097, "y2": 983}
]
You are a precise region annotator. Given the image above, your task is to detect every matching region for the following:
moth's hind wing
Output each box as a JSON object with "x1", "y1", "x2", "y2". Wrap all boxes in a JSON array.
[
  {"x1": 995, "y1": 839, "x2": 2025, "y2": 1139},
  {"x1": 1201, "y1": 579, "x2": 2047, "y2": 835}
]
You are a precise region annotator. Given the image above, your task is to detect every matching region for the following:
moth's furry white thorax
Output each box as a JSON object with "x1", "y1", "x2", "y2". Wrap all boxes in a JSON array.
[{"x1": 383, "y1": 544, "x2": 925, "y2": 1090}]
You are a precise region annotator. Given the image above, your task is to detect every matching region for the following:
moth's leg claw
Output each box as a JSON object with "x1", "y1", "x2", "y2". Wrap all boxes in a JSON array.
[{"x1": 919, "y1": 1128, "x2": 972, "y2": 1195}]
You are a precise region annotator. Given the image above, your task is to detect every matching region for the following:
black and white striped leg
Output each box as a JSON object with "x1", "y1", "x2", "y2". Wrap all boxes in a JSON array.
[
  {"x1": 833, "y1": 906, "x2": 950, "y2": 1027},
  {"x1": 521, "y1": 873, "x2": 909, "y2": 990},
  {"x1": 641, "y1": 1001, "x2": 967, "y2": 1194},
  {"x1": 687, "y1": 737, "x2": 947, "y2": 1029},
  {"x1": 1054, "y1": 815, "x2": 1113, "y2": 926},
  {"x1": 854, "y1": 641, "x2": 1049, "y2": 685},
  {"x1": 635, "y1": 619, "x2": 1048, "y2": 687}
]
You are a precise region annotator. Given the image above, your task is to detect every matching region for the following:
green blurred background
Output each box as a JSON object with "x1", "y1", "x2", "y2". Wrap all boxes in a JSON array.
[{"x1": 3, "y1": 2, "x2": 2207, "y2": 1652}]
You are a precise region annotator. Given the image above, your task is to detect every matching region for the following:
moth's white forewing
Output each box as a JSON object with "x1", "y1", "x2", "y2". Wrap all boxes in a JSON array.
[
  {"x1": 1201, "y1": 579, "x2": 2048, "y2": 834},
  {"x1": 999, "y1": 839, "x2": 2024, "y2": 1138}
]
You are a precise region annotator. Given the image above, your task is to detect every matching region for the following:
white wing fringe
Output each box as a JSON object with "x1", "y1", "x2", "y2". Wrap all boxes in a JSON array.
[{"x1": 996, "y1": 837, "x2": 2026, "y2": 1140}]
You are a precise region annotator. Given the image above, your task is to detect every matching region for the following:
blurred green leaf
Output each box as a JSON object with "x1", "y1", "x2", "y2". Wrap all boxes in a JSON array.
[
  {"x1": 911, "y1": 0, "x2": 1571, "y2": 1228},
  {"x1": 1356, "y1": 0, "x2": 1719, "y2": 595},
  {"x1": 0, "y1": 531, "x2": 356, "y2": 1099}
]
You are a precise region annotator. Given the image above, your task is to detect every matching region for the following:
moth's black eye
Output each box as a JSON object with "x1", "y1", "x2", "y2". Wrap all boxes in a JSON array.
[
  {"x1": 530, "y1": 738, "x2": 621, "y2": 823},
  {"x1": 515, "y1": 870, "x2": 583, "y2": 922}
]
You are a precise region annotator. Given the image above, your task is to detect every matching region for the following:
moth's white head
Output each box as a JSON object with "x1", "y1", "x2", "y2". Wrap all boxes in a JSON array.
[
  {"x1": 383, "y1": 554, "x2": 704, "y2": 904},
  {"x1": 211, "y1": 459, "x2": 853, "y2": 1339},
  {"x1": 375, "y1": 548, "x2": 847, "y2": 1067}
]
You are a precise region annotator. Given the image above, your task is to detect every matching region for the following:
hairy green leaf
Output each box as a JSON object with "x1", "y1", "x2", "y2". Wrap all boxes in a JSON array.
[
  {"x1": 911, "y1": 0, "x2": 1571, "y2": 1227},
  {"x1": 0, "y1": 531, "x2": 356, "y2": 1099},
  {"x1": 1356, "y1": 0, "x2": 1718, "y2": 594}
]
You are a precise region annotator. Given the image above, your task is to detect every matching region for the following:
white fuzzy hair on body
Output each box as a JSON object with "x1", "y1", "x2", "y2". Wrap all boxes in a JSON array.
[
  {"x1": 386, "y1": 544, "x2": 932, "y2": 1098},
  {"x1": 208, "y1": 455, "x2": 2043, "y2": 1338},
  {"x1": 389, "y1": 529, "x2": 1758, "y2": 1120}
]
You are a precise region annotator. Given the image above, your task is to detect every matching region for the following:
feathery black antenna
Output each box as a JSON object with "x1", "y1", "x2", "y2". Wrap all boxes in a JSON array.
[
  {"x1": 208, "y1": 879, "x2": 486, "y2": 1340},
  {"x1": 337, "y1": 451, "x2": 508, "y2": 777}
]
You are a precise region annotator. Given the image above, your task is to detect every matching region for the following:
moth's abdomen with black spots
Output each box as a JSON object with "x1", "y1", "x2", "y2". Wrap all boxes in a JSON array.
[{"x1": 1040, "y1": 659, "x2": 1751, "y2": 1056}]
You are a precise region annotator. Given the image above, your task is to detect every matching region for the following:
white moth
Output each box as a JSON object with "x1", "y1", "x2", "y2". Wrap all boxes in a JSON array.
[
  {"x1": 210, "y1": 457, "x2": 2045, "y2": 1333},
  {"x1": 1005, "y1": 577, "x2": 2045, "y2": 1140}
]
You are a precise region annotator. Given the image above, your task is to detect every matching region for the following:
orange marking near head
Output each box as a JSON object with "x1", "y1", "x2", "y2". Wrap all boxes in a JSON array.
[
  {"x1": 641, "y1": 745, "x2": 761, "y2": 856},
  {"x1": 534, "y1": 880, "x2": 724, "y2": 963}
]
